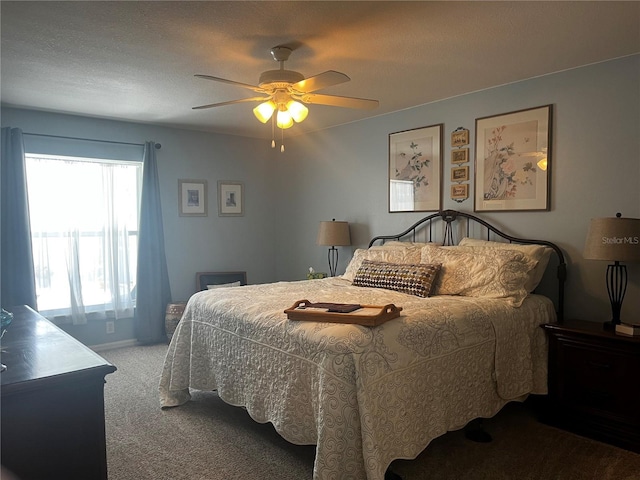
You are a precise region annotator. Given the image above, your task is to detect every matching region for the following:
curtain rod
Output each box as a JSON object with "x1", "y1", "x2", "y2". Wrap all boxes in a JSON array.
[{"x1": 23, "y1": 132, "x2": 161, "y2": 149}]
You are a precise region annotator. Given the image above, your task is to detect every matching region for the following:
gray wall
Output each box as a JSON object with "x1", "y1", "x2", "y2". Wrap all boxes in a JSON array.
[
  {"x1": 2, "y1": 54, "x2": 638, "y2": 345},
  {"x1": 277, "y1": 55, "x2": 640, "y2": 324}
]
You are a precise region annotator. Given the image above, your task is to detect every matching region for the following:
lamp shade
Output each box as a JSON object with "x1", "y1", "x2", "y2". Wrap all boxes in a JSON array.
[
  {"x1": 287, "y1": 100, "x2": 309, "y2": 123},
  {"x1": 583, "y1": 216, "x2": 640, "y2": 262},
  {"x1": 253, "y1": 101, "x2": 276, "y2": 123},
  {"x1": 317, "y1": 220, "x2": 351, "y2": 246},
  {"x1": 276, "y1": 109, "x2": 294, "y2": 129}
]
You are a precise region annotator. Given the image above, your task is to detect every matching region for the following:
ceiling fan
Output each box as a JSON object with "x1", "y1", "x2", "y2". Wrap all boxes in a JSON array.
[{"x1": 193, "y1": 45, "x2": 379, "y2": 150}]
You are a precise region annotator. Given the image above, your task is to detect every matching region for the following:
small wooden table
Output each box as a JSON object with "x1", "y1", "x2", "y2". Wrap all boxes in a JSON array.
[{"x1": 1, "y1": 305, "x2": 117, "y2": 480}]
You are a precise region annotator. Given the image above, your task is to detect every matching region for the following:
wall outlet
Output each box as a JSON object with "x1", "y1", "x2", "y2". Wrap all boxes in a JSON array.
[{"x1": 106, "y1": 321, "x2": 115, "y2": 334}]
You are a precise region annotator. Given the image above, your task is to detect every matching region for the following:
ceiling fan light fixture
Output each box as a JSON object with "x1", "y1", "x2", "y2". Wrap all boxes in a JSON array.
[
  {"x1": 276, "y1": 108, "x2": 294, "y2": 129},
  {"x1": 253, "y1": 101, "x2": 276, "y2": 123},
  {"x1": 287, "y1": 100, "x2": 308, "y2": 123},
  {"x1": 193, "y1": 44, "x2": 379, "y2": 144}
]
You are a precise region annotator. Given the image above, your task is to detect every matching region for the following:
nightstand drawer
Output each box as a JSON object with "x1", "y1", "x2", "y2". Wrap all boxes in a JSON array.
[
  {"x1": 543, "y1": 319, "x2": 640, "y2": 453},
  {"x1": 557, "y1": 340, "x2": 637, "y2": 418}
]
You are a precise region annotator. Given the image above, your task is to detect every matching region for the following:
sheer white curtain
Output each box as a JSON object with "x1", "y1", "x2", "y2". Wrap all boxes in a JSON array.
[{"x1": 26, "y1": 154, "x2": 141, "y2": 324}]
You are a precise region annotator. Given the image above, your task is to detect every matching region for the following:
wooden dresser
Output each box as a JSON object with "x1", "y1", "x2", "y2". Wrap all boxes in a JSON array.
[
  {"x1": 542, "y1": 319, "x2": 640, "y2": 453},
  {"x1": 1, "y1": 305, "x2": 117, "y2": 480}
]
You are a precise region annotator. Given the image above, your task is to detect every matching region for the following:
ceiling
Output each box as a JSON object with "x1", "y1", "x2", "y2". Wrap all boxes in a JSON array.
[{"x1": 1, "y1": 1, "x2": 638, "y2": 140}]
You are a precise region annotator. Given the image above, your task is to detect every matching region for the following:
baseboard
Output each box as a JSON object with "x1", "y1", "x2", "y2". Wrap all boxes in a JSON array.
[{"x1": 90, "y1": 338, "x2": 139, "y2": 352}]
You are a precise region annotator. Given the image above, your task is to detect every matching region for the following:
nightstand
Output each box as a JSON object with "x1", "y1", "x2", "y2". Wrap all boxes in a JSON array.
[{"x1": 541, "y1": 319, "x2": 640, "y2": 453}]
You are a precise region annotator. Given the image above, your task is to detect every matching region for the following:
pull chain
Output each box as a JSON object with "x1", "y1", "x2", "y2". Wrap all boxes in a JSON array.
[
  {"x1": 271, "y1": 115, "x2": 276, "y2": 149},
  {"x1": 281, "y1": 127, "x2": 285, "y2": 152}
]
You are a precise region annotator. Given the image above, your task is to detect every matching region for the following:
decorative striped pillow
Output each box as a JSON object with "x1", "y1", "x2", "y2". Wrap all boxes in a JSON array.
[{"x1": 352, "y1": 260, "x2": 441, "y2": 297}]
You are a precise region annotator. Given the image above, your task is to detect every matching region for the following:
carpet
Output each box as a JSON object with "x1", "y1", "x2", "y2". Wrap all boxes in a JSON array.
[{"x1": 101, "y1": 344, "x2": 640, "y2": 480}]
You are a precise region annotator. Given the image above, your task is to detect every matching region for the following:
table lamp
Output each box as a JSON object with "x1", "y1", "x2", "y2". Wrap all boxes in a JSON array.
[
  {"x1": 317, "y1": 219, "x2": 351, "y2": 277},
  {"x1": 583, "y1": 213, "x2": 640, "y2": 329}
]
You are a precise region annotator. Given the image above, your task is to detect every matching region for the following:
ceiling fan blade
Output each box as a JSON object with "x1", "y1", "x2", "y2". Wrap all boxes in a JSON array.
[
  {"x1": 194, "y1": 74, "x2": 265, "y2": 93},
  {"x1": 192, "y1": 96, "x2": 270, "y2": 110},
  {"x1": 291, "y1": 71, "x2": 350, "y2": 93},
  {"x1": 298, "y1": 93, "x2": 379, "y2": 110}
]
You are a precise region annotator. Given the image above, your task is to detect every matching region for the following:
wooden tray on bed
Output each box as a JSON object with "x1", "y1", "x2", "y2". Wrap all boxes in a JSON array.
[{"x1": 284, "y1": 300, "x2": 402, "y2": 327}]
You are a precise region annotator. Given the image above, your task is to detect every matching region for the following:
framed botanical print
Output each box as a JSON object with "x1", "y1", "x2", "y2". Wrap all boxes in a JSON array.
[
  {"x1": 474, "y1": 105, "x2": 552, "y2": 212},
  {"x1": 389, "y1": 124, "x2": 443, "y2": 213}
]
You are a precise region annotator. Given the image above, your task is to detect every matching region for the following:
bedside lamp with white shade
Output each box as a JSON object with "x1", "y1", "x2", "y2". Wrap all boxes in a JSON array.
[
  {"x1": 317, "y1": 219, "x2": 351, "y2": 277},
  {"x1": 583, "y1": 213, "x2": 640, "y2": 329}
]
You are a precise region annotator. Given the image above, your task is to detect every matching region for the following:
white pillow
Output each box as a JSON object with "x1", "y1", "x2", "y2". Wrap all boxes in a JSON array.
[
  {"x1": 458, "y1": 237, "x2": 553, "y2": 292},
  {"x1": 343, "y1": 247, "x2": 422, "y2": 282},
  {"x1": 207, "y1": 281, "x2": 242, "y2": 289},
  {"x1": 420, "y1": 244, "x2": 537, "y2": 307}
]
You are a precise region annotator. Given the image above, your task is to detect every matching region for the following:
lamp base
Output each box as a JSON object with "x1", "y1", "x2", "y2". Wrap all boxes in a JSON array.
[
  {"x1": 602, "y1": 321, "x2": 617, "y2": 332},
  {"x1": 606, "y1": 262, "x2": 626, "y2": 327},
  {"x1": 327, "y1": 246, "x2": 338, "y2": 277}
]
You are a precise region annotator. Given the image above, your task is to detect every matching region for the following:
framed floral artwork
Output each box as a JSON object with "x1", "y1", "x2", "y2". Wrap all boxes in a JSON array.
[
  {"x1": 389, "y1": 124, "x2": 443, "y2": 213},
  {"x1": 178, "y1": 179, "x2": 207, "y2": 216},
  {"x1": 474, "y1": 105, "x2": 552, "y2": 212}
]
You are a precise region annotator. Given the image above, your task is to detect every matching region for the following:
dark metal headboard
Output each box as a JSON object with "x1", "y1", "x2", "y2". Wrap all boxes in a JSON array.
[{"x1": 368, "y1": 209, "x2": 566, "y2": 321}]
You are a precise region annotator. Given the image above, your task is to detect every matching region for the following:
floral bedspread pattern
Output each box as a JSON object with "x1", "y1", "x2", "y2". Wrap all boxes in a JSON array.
[{"x1": 159, "y1": 277, "x2": 554, "y2": 480}]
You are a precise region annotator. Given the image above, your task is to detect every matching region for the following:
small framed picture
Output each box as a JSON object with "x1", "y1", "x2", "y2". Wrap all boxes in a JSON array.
[
  {"x1": 451, "y1": 184, "x2": 469, "y2": 201},
  {"x1": 451, "y1": 166, "x2": 469, "y2": 183},
  {"x1": 218, "y1": 181, "x2": 244, "y2": 216},
  {"x1": 179, "y1": 179, "x2": 207, "y2": 217},
  {"x1": 451, "y1": 148, "x2": 469, "y2": 164},
  {"x1": 451, "y1": 129, "x2": 469, "y2": 147}
]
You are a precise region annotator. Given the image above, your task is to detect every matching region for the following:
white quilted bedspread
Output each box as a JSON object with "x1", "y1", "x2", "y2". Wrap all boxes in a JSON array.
[{"x1": 159, "y1": 277, "x2": 554, "y2": 480}]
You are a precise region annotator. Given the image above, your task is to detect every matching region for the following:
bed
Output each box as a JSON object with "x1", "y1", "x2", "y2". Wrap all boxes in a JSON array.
[{"x1": 159, "y1": 210, "x2": 566, "y2": 480}]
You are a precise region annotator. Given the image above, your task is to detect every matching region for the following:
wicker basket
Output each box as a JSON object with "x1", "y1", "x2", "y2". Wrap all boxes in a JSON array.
[{"x1": 165, "y1": 302, "x2": 187, "y2": 344}]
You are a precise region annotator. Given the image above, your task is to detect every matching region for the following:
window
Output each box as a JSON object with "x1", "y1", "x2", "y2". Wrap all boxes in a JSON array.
[{"x1": 25, "y1": 154, "x2": 142, "y2": 324}]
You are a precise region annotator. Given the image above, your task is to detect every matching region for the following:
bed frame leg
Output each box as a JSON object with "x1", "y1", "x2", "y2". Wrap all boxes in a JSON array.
[
  {"x1": 385, "y1": 468, "x2": 403, "y2": 480},
  {"x1": 464, "y1": 418, "x2": 492, "y2": 443}
]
